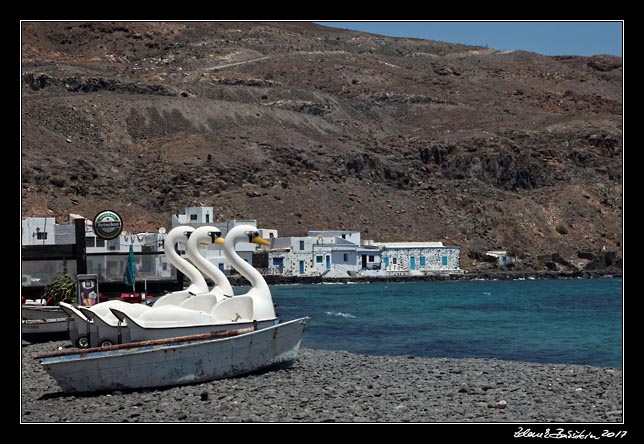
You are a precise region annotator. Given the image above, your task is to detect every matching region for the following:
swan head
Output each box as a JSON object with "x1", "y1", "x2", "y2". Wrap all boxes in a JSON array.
[
  {"x1": 167, "y1": 225, "x2": 195, "y2": 243},
  {"x1": 208, "y1": 229, "x2": 225, "y2": 245},
  {"x1": 224, "y1": 225, "x2": 272, "y2": 249},
  {"x1": 246, "y1": 229, "x2": 271, "y2": 246}
]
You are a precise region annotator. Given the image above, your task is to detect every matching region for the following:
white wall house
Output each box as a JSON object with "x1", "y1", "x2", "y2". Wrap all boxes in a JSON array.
[
  {"x1": 267, "y1": 231, "x2": 366, "y2": 277},
  {"x1": 266, "y1": 232, "x2": 462, "y2": 278},
  {"x1": 172, "y1": 206, "x2": 214, "y2": 226},
  {"x1": 22, "y1": 217, "x2": 59, "y2": 245},
  {"x1": 485, "y1": 250, "x2": 516, "y2": 267},
  {"x1": 308, "y1": 230, "x2": 361, "y2": 246},
  {"x1": 373, "y1": 242, "x2": 462, "y2": 275}
]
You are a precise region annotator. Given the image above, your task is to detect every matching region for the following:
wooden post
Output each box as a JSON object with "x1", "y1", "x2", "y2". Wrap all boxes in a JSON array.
[{"x1": 74, "y1": 218, "x2": 87, "y2": 275}]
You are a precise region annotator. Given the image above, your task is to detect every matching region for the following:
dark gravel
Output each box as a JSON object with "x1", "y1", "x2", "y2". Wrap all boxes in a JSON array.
[{"x1": 21, "y1": 340, "x2": 622, "y2": 423}]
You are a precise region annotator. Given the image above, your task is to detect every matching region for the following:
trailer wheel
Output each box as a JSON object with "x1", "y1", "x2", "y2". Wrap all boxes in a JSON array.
[
  {"x1": 76, "y1": 336, "x2": 89, "y2": 349},
  {"x1": 100, "y1": 339, "x2": 113, "y2": 347}
]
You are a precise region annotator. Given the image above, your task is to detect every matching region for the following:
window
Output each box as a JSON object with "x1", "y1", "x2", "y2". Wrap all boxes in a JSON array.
[
  {"x1": 343, "y1": 253, "x2": 348, "y2": 262},
  {"x1": 420, "y1": 256, "x2": 426, "y2": 267},
  {"x1": 96, "y1": 237, "x2": 105, "y2": 248},
  {"x1": 190, "y1": 214, "x2": 197, "y2": 221},
  {"x1": 392, "y1": 257, "x2": 397, "y2": 265},
  {"x1": 442, "y1": 256, "x2": 448, "y2": 266},
  {"x1": 299, "y1": 240, "x2": 305, "y2": 251},
  {"x1": 341, "y1": 234, "x2": 346, "y2": 239},
  {"x1": 85, "y1": 237, "x2": 95, "y2": 248},
  {"x1": 316, "y1": 255, "x2": 323, "y2": 263},
  {"x1": 368, "y1": 255, "x2": 374, "y2": 262},
  {"x1": 36, "y1": 232, "x2": 47, "y2": 240},
  {"x1": 205, "y1": 214, "x2": 210, "y2": 223},
  {"x1": 162, "y1": 262, "x2": 168, "y2": 271}
]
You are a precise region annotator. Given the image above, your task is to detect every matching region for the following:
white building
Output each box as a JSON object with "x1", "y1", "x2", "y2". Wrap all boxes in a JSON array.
[
  {"x1": 485, "y1": 250, "x2": 516, "y2": 267},
  {"x1": 22, "y1": 217, "x2": 75, "y2": 246},
  {"x1": 172, "y1": 206, "x2": 215, "y2": 226},
  {"x1": 373, "y1": 242, "x2": 462, "y2": 275},
  {"x1": 265, "y1": 231, "x2": 462, "y2": 278},
  {"x1": 22, "y1": 216, "x2": 172, "y2": 284},
  {"x1": 267, "y1": 230, "x2": 378, "y2": 277}
]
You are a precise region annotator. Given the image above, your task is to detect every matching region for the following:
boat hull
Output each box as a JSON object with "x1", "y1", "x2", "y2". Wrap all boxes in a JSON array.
[
  {"x1": 22, "y1": 305, "x2": 65, "y2": 320},
  {"x1": 40, "y1": 317, "x2": 309, "y2": 393},
  {"x1": 22, "y1": 319, "x2": 70, "y2": 342},
  {"x1": 124, "y1": 317, "x2": 278, "y2": 343}
]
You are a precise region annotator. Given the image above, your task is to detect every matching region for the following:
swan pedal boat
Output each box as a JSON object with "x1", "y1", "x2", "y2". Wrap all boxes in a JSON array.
[
  {"x1": 56, "y1": 225, "x2": 214, "y2": 348},
  {"x1": 79, "y1": 225, "x2": 278, "y2": 344},
  {"x1": 36, "y1": 317, "x2": 310, "y2": 393},
  {"x1": 58, "y1": 300, "x2": 144, "y2": 348}
]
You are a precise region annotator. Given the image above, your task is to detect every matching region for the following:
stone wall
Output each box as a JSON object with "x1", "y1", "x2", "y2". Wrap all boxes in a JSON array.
[{"x1": 383, "y1": 247, "x2": 461, "y2": 272}]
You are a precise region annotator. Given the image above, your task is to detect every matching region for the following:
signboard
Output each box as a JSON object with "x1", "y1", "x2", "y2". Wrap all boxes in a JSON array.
[
  {"x1": 93, "y1": 210, "x2": 123, "y2": 240},
  {"x1": 77, "y1": 274, "x2": 99, "y2": 307}
]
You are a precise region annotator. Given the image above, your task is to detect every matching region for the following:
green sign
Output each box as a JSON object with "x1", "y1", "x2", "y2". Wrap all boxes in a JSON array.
[{"x1": 93, "y1": 210, "x2": 123, "y2": 240}]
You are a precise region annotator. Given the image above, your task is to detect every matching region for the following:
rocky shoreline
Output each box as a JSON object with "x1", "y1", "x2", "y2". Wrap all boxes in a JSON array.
[
  {"x1": 21, "y1": 340, "x2": 622, "y2": 423},
  {"x1": 231, "y1": 270, "x2": 622, "y2": 287}
]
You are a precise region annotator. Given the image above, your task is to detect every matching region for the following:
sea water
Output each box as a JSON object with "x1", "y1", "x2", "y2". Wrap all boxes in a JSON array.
[{"x1": 270, "y1": 278, "x2": 622, "y2": 368}]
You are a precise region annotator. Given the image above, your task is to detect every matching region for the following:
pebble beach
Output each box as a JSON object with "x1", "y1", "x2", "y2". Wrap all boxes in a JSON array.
[{"x1": 21, "y1": 340, "x2": 622, "y2": 423}]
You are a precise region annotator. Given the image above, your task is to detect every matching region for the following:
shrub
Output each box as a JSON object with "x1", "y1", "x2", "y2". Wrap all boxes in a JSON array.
[
  {"x1": 555, "y1": 225, "x2": 569, "y2": 235},
  {"x1": 43, "y1": 262, "x2": 75, "y2": 304}
]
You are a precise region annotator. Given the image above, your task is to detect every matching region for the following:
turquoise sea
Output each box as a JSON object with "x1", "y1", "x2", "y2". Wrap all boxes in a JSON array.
[{"x1": 269, "y1": 278, "x2": 623, "y2": 368}]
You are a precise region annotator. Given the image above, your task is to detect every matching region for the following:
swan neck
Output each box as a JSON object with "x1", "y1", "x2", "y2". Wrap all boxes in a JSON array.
[
  {"x1": 165, "y1": 231, "x2": 207, "y2": 291},
  {"x1": 226, "y1": 237, "x2": 269, "y2": 294}
]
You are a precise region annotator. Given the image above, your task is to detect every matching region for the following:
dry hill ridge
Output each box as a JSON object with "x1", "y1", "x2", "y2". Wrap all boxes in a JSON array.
[{"x1": 21, "y1": 21, "x2": 623, "y2": 271}]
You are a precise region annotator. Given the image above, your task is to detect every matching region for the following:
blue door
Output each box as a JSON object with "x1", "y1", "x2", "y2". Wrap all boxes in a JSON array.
[
  {"x1": 325, "y1": 255, "x2": 331, "y2": 270},
  {"x1": 273, "y1": 257, "x2": 284, "y2": 273},
  {"x1": 410, "y1": 257, "x2": 416, "y2": 271},
  {"x1": 299, "y1": 260, "x2": 305, "y2": 275},
  {"x1": 383, "y1": 256, "x2": 389, "y2": 267}
]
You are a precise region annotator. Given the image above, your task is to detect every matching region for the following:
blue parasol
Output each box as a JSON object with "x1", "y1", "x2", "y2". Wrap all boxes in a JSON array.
[{"x1": 124, "y1": 243, "x2": 136, "y2": 293}]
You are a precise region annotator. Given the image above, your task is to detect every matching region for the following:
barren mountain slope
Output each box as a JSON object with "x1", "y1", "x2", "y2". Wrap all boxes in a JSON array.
[{"x1": 21, "y1": 22, "x2": 622, "y2": 268}]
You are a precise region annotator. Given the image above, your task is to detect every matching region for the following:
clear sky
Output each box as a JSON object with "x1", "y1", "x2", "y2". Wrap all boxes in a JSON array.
[{"x1": 315, "y1": 22, "x2": 623, "y2": 57}]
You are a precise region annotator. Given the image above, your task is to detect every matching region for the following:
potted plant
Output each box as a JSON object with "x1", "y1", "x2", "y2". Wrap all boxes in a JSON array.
[{"x1": 43, "y1": 261, "x2": 75, "y2": 305}]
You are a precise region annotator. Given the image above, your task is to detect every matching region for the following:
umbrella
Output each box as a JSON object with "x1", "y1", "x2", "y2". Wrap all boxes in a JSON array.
[{"x1": 124, "y1": 243, "x2": 136, "y2": 293}]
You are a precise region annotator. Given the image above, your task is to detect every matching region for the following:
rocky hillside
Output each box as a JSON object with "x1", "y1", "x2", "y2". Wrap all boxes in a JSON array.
[{"x1": 21, "y1": 21, "x2": 622, "y2": 270}]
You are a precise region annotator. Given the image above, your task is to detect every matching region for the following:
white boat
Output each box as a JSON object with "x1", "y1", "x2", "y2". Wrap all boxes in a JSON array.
[
  {"x1": 22, "y1": 318, "x2": 70, "y2": 341},
  {"x1": 78, "y1": 303, "x2": 153, "y2": 347},
  {"x1": 58, "y1": 301, "x2": 136, "y2": 348},
  {"x1": 21, "y1": 304, "x2": 65, "y2": 320},
  {"x1": 37, "y1": 317, "x2": 309, "y2": 393},
  {"x1": 111, "y1": 306, "x2": 277, "y2": 342}
]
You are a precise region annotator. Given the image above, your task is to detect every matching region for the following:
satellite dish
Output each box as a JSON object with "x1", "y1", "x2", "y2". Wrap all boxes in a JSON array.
[{"x1": 159, "y1": 227, "x2": 167, "y2": 234}]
